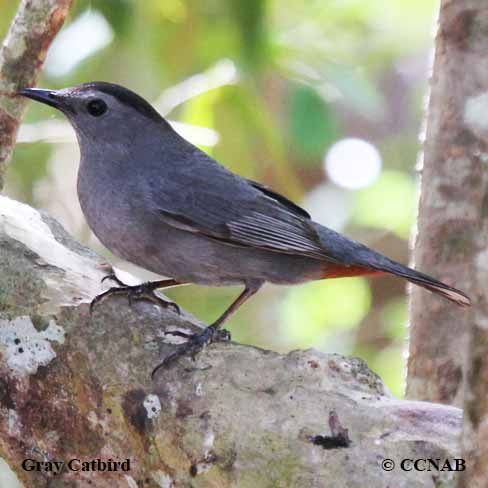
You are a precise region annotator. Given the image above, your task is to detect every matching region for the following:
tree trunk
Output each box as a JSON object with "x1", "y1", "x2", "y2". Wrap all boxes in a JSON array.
[
  {"x1": 407, "y1": 0, "x2": 481, "y2": 407},
  {"x1": 449, "y1": 3, "x2": 488, "y2": 485},
  {"x1": 0, "y1": 0, "x2": 73, "y2": 191},
  {"x1": 0, "y1": 197, "x2": 465, "y2": 488}
]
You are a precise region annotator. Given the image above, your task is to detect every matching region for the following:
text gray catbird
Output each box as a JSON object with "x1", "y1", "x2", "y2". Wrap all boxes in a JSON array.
[{"x1": 18, "y1": 82, "x2": 471, "y2": 370}]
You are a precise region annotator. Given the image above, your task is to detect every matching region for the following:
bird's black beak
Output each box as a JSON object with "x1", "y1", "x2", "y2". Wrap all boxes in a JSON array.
[{"x1": 17, "y1": 88, "x2": 62, "y2": 109}]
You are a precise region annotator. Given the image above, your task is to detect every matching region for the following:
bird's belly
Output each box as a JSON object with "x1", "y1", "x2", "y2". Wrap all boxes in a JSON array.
[{"x1": 114, "y1": 222, "x2": 324, "y2": 286}]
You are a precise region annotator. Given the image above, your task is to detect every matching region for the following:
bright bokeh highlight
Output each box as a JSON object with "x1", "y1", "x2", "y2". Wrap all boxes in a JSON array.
[
  {"x1": 45, "y1": 10, "x2": 113, "y2": 77},
  {"x1": 324, "y1": 138, "x2": 382, "y2": 189}
]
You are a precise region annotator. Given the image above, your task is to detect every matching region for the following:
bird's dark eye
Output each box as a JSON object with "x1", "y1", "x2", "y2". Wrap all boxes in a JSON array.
[{"x1": 86, "y1": 99, "x2": 107, "y2": 117}]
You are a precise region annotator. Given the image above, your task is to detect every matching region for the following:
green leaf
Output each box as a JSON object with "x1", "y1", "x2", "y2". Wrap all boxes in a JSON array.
[
  {"x1": 289, "y1": 84, "x2": 337, "y2": 162},
  {"x1": 228, "y1": 0, "x2": 269, "y2": 69}
]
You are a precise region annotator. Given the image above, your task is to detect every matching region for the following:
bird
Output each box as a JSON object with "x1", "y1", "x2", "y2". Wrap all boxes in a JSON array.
[{"x1": 18, "y1": 82, "x2": 471, "y2": 371}]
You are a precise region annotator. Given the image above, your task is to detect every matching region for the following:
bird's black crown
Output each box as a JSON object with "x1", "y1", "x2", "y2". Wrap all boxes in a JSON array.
[{"x1": 77, "y1": 81, "x2": 163, "y2": 122}]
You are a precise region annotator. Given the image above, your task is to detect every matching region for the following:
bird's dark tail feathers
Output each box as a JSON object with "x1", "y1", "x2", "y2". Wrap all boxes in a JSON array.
[
  {"x1": 378, "y1": 260, "x2": 470, "y2": 307},
  {"x1": 357, "y1": 251, "x2": 471, "y2": 307},
  {"x1": 313, "y1": 225, "x2": 471, "y2": 307}
]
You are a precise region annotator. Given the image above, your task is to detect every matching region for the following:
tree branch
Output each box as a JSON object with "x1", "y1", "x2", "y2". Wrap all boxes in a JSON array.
[
  {"x1": 0, "y1": 0, "x2": 73, "y2": 191},
  {"x1": 0, "y1": 195, "x2": 464, "y2": 487}
]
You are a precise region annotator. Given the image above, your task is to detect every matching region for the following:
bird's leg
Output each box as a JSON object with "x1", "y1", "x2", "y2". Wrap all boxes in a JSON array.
[
  {"x1": 90, "y1": 273, "x2": 185, "y2": 314},
  {"x1": 153, "y1": 283, "x2": 262, "y2": 376}
]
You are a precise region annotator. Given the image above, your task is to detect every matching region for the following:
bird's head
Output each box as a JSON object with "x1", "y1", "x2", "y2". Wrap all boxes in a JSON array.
[{"x1": 18, "y1": 82, "x2": 168, "y2": 149}]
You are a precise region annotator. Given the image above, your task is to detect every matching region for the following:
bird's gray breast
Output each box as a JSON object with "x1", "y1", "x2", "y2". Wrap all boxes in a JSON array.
[{"x1": 77, "y1": 159, "x2": 148, "y2": 263}]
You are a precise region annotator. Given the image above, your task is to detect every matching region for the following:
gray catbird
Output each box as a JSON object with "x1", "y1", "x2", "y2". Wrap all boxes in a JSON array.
[{"x1": 18, "y1": 82, "x2": 471, "y2": 369}]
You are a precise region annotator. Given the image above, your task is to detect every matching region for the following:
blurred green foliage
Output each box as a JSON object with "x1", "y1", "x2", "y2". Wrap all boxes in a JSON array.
[
  {"x1": 282, "y1": 278, "x2": 371, "y2": 346},
  {"x1": 352, "y1": 171, "x2": 417, "y2": 238},
  {"x1": 2, "y1": 0, "x2": 438, "y2": 397},
  {"x1": 289, "y1": 85, "x2": 337, "y2": 161}
]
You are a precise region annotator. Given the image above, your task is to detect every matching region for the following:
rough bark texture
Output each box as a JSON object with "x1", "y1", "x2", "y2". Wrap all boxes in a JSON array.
[
  {"x1": 449, "y1": 4, "x2": 488, "y2": 486},
  {"x1": 407, "y1": 1, "x2": 482, "y2": 406},
  {"x1": 0, "y1": 195, "x2": 466, "y2": 487},
  {"x1": 0, "y1": 0, "x2": 73, "y2": 191}
]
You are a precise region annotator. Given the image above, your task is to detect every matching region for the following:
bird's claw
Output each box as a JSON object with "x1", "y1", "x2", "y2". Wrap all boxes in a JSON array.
[
  {"x1": 90, "y1": 274, "x2": 180, "y2": 315},
  {"x1": 151, "y1": 326, "x2": 231, "y2": 377},
  {"x1": 101, "y1": 272, "x2": 125, "y2": 287},
  {"x1": 130, "y1": 286, "x2": 181, "y2": 314},
  {"x1": 89, "y1": 286, "x2": 122, "y2": 314}
]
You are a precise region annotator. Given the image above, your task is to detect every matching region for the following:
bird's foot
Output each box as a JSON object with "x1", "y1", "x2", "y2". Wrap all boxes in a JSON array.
[
  {"x1": 90, "y1": 273, "x2": 180, "y2": 314},
  {"x1": 152, "y1": 325, "x2": 231, "y2": 377}
]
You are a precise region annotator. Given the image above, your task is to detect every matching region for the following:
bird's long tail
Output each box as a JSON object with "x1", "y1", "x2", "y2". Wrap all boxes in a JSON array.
[
  {"x1": 314, "y1": 225, "x2": 471, "y2": 307},
  {"x1": 366, "y1": 257, "x2": 470, "y2": 307}
]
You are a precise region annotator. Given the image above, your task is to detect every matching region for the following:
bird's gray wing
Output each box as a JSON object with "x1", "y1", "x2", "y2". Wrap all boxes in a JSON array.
[
  {"x1": 243, "y1": 179, "x2": 311, "y2": 219},
  {"x1": 147, "y1": 153, "x2": 337, "y2": 262}
]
